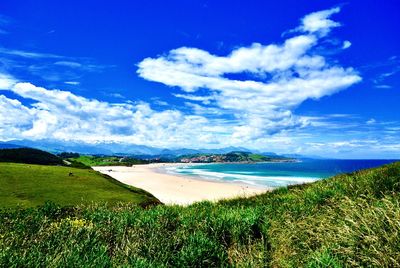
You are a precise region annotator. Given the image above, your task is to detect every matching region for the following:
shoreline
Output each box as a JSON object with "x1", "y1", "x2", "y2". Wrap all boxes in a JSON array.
[
  {"x1": 156, "y1": 164, "x2": 271, "y2": 189},
  {"x1": 93, "y1": 163, "x2": 269, "y2": 205}
]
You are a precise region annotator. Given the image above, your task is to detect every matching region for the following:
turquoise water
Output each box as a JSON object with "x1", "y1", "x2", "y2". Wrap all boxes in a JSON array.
[{"x1": 166, "y1": 159, "x2": 398, "y2": 188}]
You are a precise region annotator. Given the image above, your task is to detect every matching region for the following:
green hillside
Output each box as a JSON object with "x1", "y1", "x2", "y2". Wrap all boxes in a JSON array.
[
  {"x1": 1, "y1": 162, "x2": 399, "y2": 266},
  {"x1": 178, "y1": 151, "x2": 291, "y2": 163},
  {"x1": 0, "y1": 163, "x2": 159, "y2": 208},
  {"x1": 72, "y1": 155, "x2": 148, "y2": 166},
  {"x1": 0, "y1": 148, "x2": 64, "y2": 165}
]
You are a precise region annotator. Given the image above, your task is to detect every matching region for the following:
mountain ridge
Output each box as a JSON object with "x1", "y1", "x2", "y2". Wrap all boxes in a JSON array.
[{"x1": 0, "y1": 139, "x2": 296, "y2": 159}]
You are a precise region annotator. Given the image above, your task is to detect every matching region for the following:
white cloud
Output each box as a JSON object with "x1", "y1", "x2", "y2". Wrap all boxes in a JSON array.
[
  {"x1": 0, "y1": 46, "x2": 113, "y2": 84},
  {"x1": 184, "y1": 102, "x2": 223, "y2": 116},
  {"x1": 0, "y1": 79, "x2": 398, "y2": 157},
  {"x1": 305, "y1": 139, "x2": 400, "y2": 159},
  {"x1": 0, "y1": 80, "x2": 233, "y2": 147},
  {"x1": 173, "y1": 93, "x2": 215, "y2": 104},
  {"x1": 375, "y1": 84, "x2": 392, "y2": 89},
  {"x1": 64, "y1": 81, "x2": 80, "y2": 85},
  {"x1": 2, "y1": 7, "x2": 384, "y2": 154},
  {"x1": 138, "y1": 35, "x2": 320, "y2": 85},
  {"x1": 295, "y1": 7, "x2": 341, "y2": 36},
  {"x1": 137, "y1": 7, "x2": 361, "y2": 140},
  {"x1": 55, "y1": 61, "x2": 83, "y2": 68},
  {"x1": 107, "y1": 92, "x2": 125, "y2": 99},
  {"x1": 153, "y1": 100, "x2": 168, "y2": 106},
  {"x1": 0, "y1": 73, "x2": 16, "y2": 89},
  {"x1": 0, "y1": 95, "x2": 34, "y2": 138},
  {"x1": 342, "y1": 40, "x2": 352, "y2": 49},
  {"x1": 0, "y1": 47, "x2": 64, "y2": 59}
]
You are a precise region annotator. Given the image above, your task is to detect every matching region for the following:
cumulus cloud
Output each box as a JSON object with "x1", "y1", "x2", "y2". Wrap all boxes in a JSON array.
[
  {"x1": 0, "y1": 79, "x2": 233, "y2": 147},
  {"x1": 294, "y1": 7, "x2": 341, "y2": 36},
  {"x1": 137, "y1": 7, "x2": 361, "y2": 141},
  {"x1": 0, "y1": 73, "x2": 16, "y2": 89},
  {"x1": 0, "y1": 7, "x2": 367, "y2": 150}
]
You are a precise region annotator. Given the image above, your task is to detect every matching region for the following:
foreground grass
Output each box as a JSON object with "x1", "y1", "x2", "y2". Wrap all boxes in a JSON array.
[
  {"x1": 0, "y1": 163, "x2": 159, "y2": 208},
  {"x1": 1, "y1": 162, "x2": 399, "y2": 267}
]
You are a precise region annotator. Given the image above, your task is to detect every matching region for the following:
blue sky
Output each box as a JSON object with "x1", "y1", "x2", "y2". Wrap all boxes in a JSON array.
[{"x1": 0, "y1": 0, "x2": 399, "y2": 158}]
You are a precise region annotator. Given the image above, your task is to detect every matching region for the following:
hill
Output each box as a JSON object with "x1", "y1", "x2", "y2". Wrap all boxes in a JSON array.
[
  {"x1": 0, "y1": 162, "x2": 399, "y2": 266},
  {"x1": 0, "y1": 143, "x2": 24, "y2": 149},
  {"x1": 0, "y1": 148, "x2": 64, "y2": 165},
  {"x1": 2, "y1": 139, "x2": 298, "y2": 159},
  {"x1": 0, "y1": 163, "x2": 160, "y2": 208},
  {"x1": 72, "y1": 155, "x2": 150, "y2": 166},
  {"x1": 178, "y1": 151, "x2": 291, "y2": 163}
]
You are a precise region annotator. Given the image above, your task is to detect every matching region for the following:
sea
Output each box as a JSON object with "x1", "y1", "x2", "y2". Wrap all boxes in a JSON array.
[{"x1": 165, "y1": 159, "x2": 398, "y2": 188}]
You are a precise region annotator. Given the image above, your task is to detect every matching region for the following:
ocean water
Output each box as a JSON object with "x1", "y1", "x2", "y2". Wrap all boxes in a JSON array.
[{"x1": 165, "y1": 159, "x2": 398, "y2": 188}]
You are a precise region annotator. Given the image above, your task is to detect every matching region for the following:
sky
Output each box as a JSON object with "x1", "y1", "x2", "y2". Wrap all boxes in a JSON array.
[{"x1": 0, "y1": 0, "x2": 399, "y2": 158}]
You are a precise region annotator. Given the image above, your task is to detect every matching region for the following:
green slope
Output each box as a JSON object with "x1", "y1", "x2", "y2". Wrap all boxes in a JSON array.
[
  {"x1": 0, "y1": 148, "x2": 64, "y2": 165},
  {"x1": 178, "y1": 151, "x2": 290, "y2": 163},
  {"x1": 0, "y1": 162, "x2": 399, "y2": 267},
  {"x1": 0, "y1": 163, "x2": 159, "y2": 208},
  {"x1": 73, "y1": 155, "x2": 147, "y2": 166}
]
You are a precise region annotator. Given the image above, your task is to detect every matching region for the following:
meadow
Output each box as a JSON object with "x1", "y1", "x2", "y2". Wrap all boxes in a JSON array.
[
  {"x1": 72, "y1": 155, "x2": 148, "y2": 166},
  {"x1": 1, "y1": 161, "x2": 399, "y2": 266},
  {"x1": 0, "y1": 163, "x2": 159, "y2": 208}
]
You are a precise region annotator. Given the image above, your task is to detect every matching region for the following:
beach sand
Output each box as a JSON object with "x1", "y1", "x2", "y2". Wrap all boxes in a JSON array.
[{"x1": 93, "y1": 163, "x2": 269, "y2": 205}]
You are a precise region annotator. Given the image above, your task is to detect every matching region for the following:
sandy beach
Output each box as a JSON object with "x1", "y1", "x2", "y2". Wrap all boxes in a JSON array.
[{"x1": 93, "y1": 163, "x2": 269, "y2": 205}]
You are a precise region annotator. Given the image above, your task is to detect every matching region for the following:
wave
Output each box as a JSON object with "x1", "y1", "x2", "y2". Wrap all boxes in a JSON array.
[{"x1": 167, "y1": 166, "x2": 319, "y2": 188}]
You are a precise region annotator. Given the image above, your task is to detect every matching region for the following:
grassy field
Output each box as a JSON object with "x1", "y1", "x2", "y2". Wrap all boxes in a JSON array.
[
  {"x1": 1, "y1": 162, "x2": 399, "y2": 266},
  {"x1": 249, "y1": 153, "x2": 269, "y2": 161},
  {"x1": 0, "y1": 163, "x2": 159, "y2": 208},
  {"x1": 73, "y1": 155, "x2": 147, "y2": 166}
]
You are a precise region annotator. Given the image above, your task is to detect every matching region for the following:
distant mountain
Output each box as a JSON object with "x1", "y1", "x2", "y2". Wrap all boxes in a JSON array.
[
  {"x1": 199, "y1": 146, "x2": 251, "y2": 154},
  {"x1": 157, "y1": 146, "x2": 252, "y2": 157},
  {"x1": 1, "y1": 140, "x2": 255, "y2": 157},
  {"x1": 1, "y1": 139, "x2": 308, "y2": 160},
  {"x1": 0, "y1": 140, "x2": 160, "y2": 155},
  {"x1": 97, "y1": 143, "x2": 161, "y2": 155},
  {"x1": 159, "y1": 148, "x2": 200, "y2": 156},
  {"x1": 0, "y1": 142, "x2": 25, "y2": 149},
  {"x1": 8, "y1": 140, "x2": 120, "y2": 155}
]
